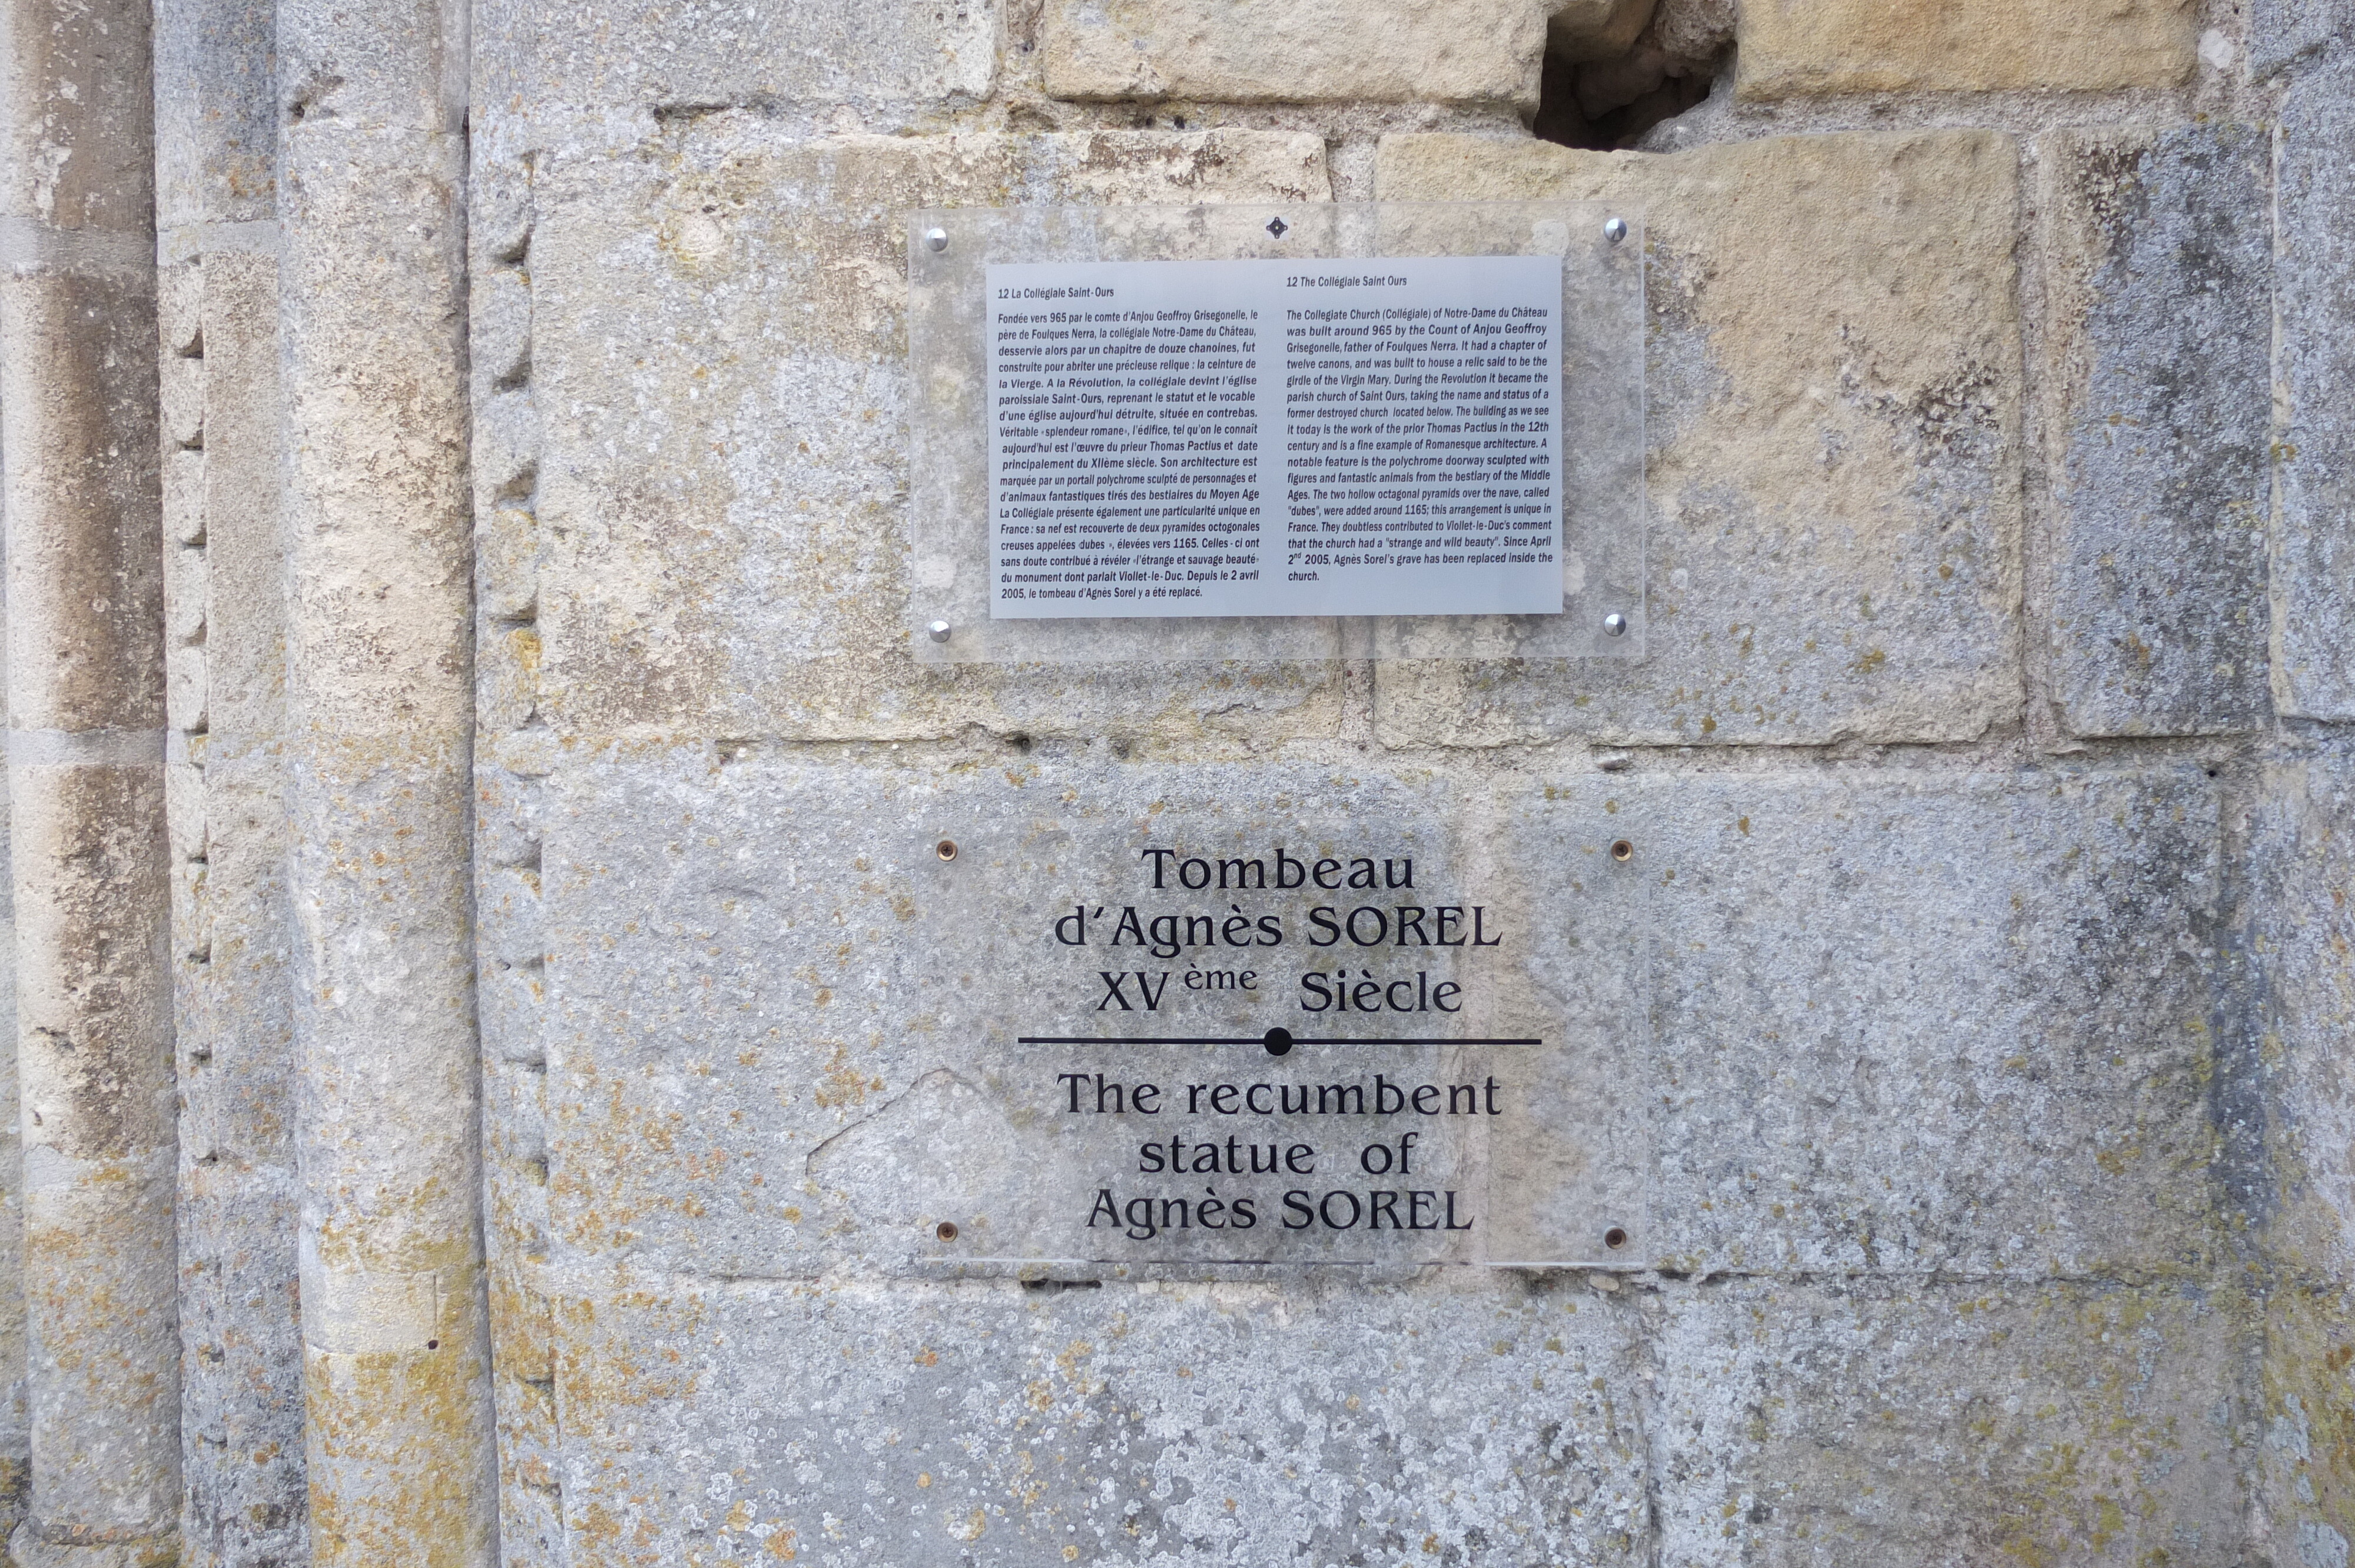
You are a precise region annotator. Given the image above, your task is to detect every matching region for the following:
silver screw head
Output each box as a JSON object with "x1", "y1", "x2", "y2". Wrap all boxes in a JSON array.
[
  {"x1": 924, "y1": 227, "x2": 949, "y2": 253},
  {"x1": 1603, "y1": 612, "x2": 1628, "y2": 637},
  {"x1": 1603, "y1": 216, "x2": 1628, "y2": 244},
  {"x1": 927, "y1": 620, "x2": 952, "y2": 643}
]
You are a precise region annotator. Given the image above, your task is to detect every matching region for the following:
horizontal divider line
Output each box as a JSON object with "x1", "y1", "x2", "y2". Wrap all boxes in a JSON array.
[{"x1": 1014, "y1": 1036, "x2": 1543, "y2": 1046}]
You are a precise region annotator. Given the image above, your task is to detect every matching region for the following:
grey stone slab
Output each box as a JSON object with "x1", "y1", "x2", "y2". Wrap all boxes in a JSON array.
[
  {"x1": 528, "y1": 124, "x2": 1341, "y2": 746},
  {"x1": 542, "y1": 755, "x2": 1656, "y2": 1280},
  {"x1": 474, "y1": 0, "x2": 997, "y2": 124},
  {"x1": 548, "y1": 1274, "x2": 1650, "y2": 1567},
  {"x1": 540, "y1": 756, "x2": 2221, "y2": 1284},
  {"x1": 1652, "y1": 1280, "x2": 2247, "y2": 1566},
  {"x1": 2250, "y1": 0, "x2": 2350, "y2": 80},
  {"x1": 1630, "y1": 768, "x2": 2225, "y2": 1278},
  {"x1": 152, "y1": 0, "x2": 276, "y2": 228},
  {"x1": 2043, "y1": 125, "x2": 2273, "y2": 737},
  {"x1": 2275, "y1": 52, "x2": 2355, "y2": 719},
  {"x1": 1371, "y1": 132, "x2": 2024, "y2": 747},
  {"x1": 2251, "y1": 1285, "x2": 2355, "y2": 1568},
  {"x1": 2244, "y1": 736, "x2": 2355, "y2": 1278}
]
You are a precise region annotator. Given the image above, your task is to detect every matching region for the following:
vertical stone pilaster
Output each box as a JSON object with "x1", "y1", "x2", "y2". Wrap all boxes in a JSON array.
[
  {"x1": 277, "y1": 1, "x2": 497, "y2": 1563},
  {"x1": 0, "y1": 0, "x2": 178, "y2": 1564},
  {"x1": 152, "y1": 0, "x2": 305, "y2": 1553}
]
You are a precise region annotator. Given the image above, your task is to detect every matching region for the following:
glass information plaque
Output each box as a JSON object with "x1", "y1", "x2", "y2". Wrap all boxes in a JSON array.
[
  {"x1": 901, "y1": 773, "x2": 1654, "y2": 1274},
  {"x1": 906, "y1": 203, "x2": 1646, "y2": 665}
]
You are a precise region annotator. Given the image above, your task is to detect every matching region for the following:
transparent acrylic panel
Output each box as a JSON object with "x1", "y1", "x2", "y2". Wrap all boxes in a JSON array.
[
  {"x1": 911, "y1": 775, "x2": 1654, "y2": 1275},
  {"x1": 906, "y1": 202, "x2": 1644, "y2": 664}
]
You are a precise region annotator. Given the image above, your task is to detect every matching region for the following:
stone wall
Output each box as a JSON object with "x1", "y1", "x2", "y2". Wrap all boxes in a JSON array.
[{"x1": 0, "y1": 0, "x2": 2350, "y2": 1563}]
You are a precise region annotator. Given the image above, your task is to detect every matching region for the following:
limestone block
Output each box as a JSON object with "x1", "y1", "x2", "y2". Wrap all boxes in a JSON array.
[
  {"x1": 472, "y1": 387, "x2": 539, "y2": 511},
  {"x1": 194, "y1": 248, "x2": 285, "y2": 743},
  {"x1": 2255, "y1": 1287, "x2": 2355, "y2": 1567},
  {"x1": 477, "y1": 507, "x2": 539, "y2": 626},
  {"x1": 1736, "y1": 0, "x2": 2197, "y2": 97},
  {"x1": 152, "y1": 0, "x2": 276, "y2": 228},
  {"x1": 2245, "y1": 738, "x2": 2355, "y2": 1278},
  {"x1": 166, "y1": 646, "x2": 208, "y2": 735},
  {"x1": 1043, "y1": 0, "x2": 1547, "y2": 106},
  {"x1": 162, "y1": 542, "x2": 207, "y2": 650},
  {"x1": 1613, "y1": 768, "x2": 2224, "y2": 1277},
  {"x1": 1, "y1": 271, "x2": 168, "y2": 732},
  {"x1": 277, "y1": 0, "x2": 461, "y2": 134},
  {"x1": 1653, "y1": 1281, "x2": 2245, "y2": 1564},
  {"x1": 547, "y1": 1275, "x2": 1649, "y2": 1565},
  {"x1": 1551, "y1": 0, "x2": 1659, "y2": 61},
  {"x1": 2274, "y1": 54, "x2": 2355, "y2": 719},
  {"x1": 528, "y1": 124, "x2": 1339, "y2": 745},
  {"x1": 472, "y1": 267, "x2": 531, "y2": 396},
  {"x1": 164, "y1": 762, "x2": 205, "y2": 865},
  {"x1": 163, "y1": 450, "x2": 205, "y2": 546},
  {"x1": 541, "y1": 755, "x2": 2214, "y2": 1282},
  {"x1": 2250, "y1": 0, "x2": 2351, "y2": 80},
  {"x1": 1372, "y1": 132, "x2": 2022, "y2": 746},
  {"x1": 156, "y1": 263, "x2": 201, "y2": 360},
  {"x1": 2042, "y1": 125, "x2": 2273, "y2": 738},
  {"x1": 159, "y1": 356, "x2": 205, "y2": 453},
  {"x1": 474, "y1": 0, "x2": 996, "y2": 122}
]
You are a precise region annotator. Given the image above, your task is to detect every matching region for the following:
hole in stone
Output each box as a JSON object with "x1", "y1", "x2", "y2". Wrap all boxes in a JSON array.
[
  {"x1": 1603, "y1": 1225, "x2": 1628, "y2": 1249},
  {"x1": 1533, "y1": 0, "x2": 1733, "y2": 152}
]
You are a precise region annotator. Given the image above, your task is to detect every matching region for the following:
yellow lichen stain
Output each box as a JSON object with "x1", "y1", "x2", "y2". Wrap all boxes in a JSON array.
[
  {"x1": 917, "y1": 1473, "x2": 932, "y2": 1489},
  {"x1": 1853, "y1": 647, "x2": 1888, "y2": 675},
  {"x1": 762, "y1": 1526, "x2": 798, "y2": 1559},
  {"x1": 915, "y1": 1347, "x2": 939, "y2": 1367}
]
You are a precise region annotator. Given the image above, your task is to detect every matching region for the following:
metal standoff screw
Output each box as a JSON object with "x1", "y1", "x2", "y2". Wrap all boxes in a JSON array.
[
  {"x1": 936, "y1": 839, "x2": 958, "y2": 862},
  {"x1": 925, "y1": 227, "x2": 948, "y2": 253},
  {"x1": 1603, "y1": 1225, "x2": 1629, "y2": 1250},
  {"x1": 936, "y1": 1220, "x2": 960, "y2": 1242},
  {"x1": 927, "y1": 620, "x2": 951, "y2": 642},
  {"x1": 1610, "y1": 839, "x2": 1634, "y2": 862},
  {"x1": 1602, "y1": 612, "x2": 1628, "y2": 637},
  {"x1": 1603, "y1": 216, "x2": 1627, "y2": 244}
]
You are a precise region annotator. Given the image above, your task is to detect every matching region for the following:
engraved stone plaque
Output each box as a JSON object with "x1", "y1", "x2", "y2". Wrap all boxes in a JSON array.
[{"x1": 907, "y1": 202, "x2": 1646, "y2": 663}]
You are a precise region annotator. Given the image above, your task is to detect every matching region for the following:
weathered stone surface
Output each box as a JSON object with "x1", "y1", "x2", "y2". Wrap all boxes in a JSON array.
[
  {"x1": 2042, "y1": 125, "x2": 2273, "y2": 738},
  {"x1": 529, "y1": 124, "x2": 1341, "y2": 746},
  {"x1": 1653, "y1": 1281, "x2": 2247, "y2": 1564},
  {"x1": 1550, "y1": 0, "x2": 1657, "y2": 61},
  {"x1": 279, "y1": 2, "x2": 497, "y2": 1546},
  {"x1": 1043, "y1": 0, "x2": 1545, "y2": 107},
  {"x1": 1736, "y1": 0, "x2": 2197, "y2": 98},
  {"x1": 2255, "y1": 1286, "x2": 2355, "y2": 1568},
  {"x1": 1373, "y1": 131, "x2": 2022, "y2": 746},
  {"x1": 173, "y1": 250, "x2": 308, "y2": 1568},
  {"x1": 547, "y1": 1274, "x2": 1648, "y2": 1566},
  {"x1": 151, "y1": 0, "x2": 275, "y2": 230},
  {"x1": 539, "y1": 758, "x2": 2215, "y2": 1284},
  {"x1": 1628, "y1": 769, "x2": 2224, "y2": 1277},
  {"x1": 475, "y1": 0, "x2": 996, "y2": 123},
  {"x1": 2245, "y1": 738, "x2": 2355, "y2": 1279},
  {"x1": 2274, "y1": 53, "x2": 2355, "y2": 720},
  {"x1": 2250, "y1": 0, "x2": 2350, "y2": 81}
]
